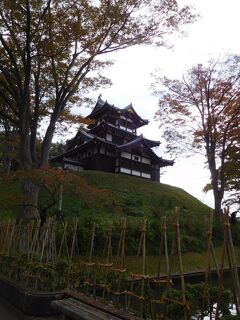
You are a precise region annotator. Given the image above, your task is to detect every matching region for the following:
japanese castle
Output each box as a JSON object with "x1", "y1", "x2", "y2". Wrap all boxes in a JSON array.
[{"x1": 53, "y1": 96, "x2": 174, "y2": 182}]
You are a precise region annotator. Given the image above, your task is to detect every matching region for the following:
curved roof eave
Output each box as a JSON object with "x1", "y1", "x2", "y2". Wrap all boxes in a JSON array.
[
  {"x1": 86, "y1": 99, "x2": 114, "y2": 118},
  {"x1": 116, "y1": 137, "x2": 158, "y2": 159},
  {"x1": 122, "y1": 104, "x2": 148, "y2": 125},
  {"x1": 88, "y1": 121, "x2": 160, "y2": 146},
  {"x1": 116, "y1": 136, "x2": 144, "y2": 150},
  {"x1": 66, "y1": 129, "x2": 94, "y2": 150},
  {"x1": 51, "y1": 135, "x2": 116, "y2": 162},
  {"x1": 159, "y1": 158, "x2": 175, "y2": 167},
  {"x1": 86, "y1": 99, "x2": 148, "y2": 127},
  {"x1": 116, "y1": 137, "x2": 173, "y2": 166}
]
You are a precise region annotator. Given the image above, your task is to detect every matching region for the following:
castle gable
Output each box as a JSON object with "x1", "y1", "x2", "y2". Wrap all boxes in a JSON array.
[{"x1": 52, "y1": 97, "x2": 173, "y2": 181}]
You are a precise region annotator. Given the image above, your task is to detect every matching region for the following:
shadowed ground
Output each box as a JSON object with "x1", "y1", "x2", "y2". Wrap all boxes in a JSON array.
[{"x1": 0, "y1": 297, "x2": 62, "y2": 320}]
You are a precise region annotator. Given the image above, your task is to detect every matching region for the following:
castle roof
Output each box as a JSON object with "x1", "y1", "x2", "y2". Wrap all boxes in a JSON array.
[
  {"x1": 88, "y1": 121, "x2": 160, "y2": 148},
  {"x1": 116, "y1": 136, "x2": 174, "y2": 167},
  {"x1": 53, "y1": 129, "x2": 173, "y2": 168},
  {"x1": 86, "y1": 95, "x2": 149, "y2": 128},
  {"x1": 52, "y1": 96, "x2": 174, "y2": 181}
]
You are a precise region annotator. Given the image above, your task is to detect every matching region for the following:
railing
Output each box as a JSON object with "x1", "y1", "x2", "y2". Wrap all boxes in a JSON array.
[{"x1": 0, "y1": 208, "x2": 239, "y2": 319}]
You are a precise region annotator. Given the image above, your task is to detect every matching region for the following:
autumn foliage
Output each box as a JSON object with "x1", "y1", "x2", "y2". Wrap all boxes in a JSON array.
[
  {"x1": 0, "y1": 0, "x2": 196, "y2": 220},
  {"x1": 0, "y1": 166, "x2": 117, "y2": 218},
  {"x1": 154, "y1": 56, "x2": 240, "y2": 216}
]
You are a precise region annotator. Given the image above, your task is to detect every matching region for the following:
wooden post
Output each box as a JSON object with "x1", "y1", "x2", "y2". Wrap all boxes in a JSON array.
[
  {"x1": 201, "y1": 211, "x2": 213, "y2": 319},
  {"x1": 59, "y1": 184, "x2": 63, "y2": 212},
  {"x1": 84, "y1": 222, "x2": 96, "y2": 297},
  {"x1": 224, "y1": 208, "x2": 240, "y2": 315},
  {"x1": 174, "y1": 207, "x2": 187, "y2": 320},
  {"x1": 140, "y1": 219, "x2": 147, "y2": 319},
  {"x1": 58, "y1": 222, "x2": 69, "y2": 260},
  {"x1": 115, "y1": 218, "x2": 127, "y2": 309},
  {"x1": 157, "y1": 217, "x2": 168, "y2": 277},
  {"x1": 216, "y1": 213, "x2": 227, "y2": 320}
]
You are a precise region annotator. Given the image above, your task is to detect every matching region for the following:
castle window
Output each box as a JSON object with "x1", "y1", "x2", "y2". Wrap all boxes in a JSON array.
[
  {"x1": 120, "y1": 167, "x2": 131, "y2": 174},
  {"x1": 100, "y1": 147, "x2": 105, "y2": 154},
  {"x1": 121, "y1": 151, "x2": 131, "y2": 159},
  {"x1": 142, "y1": 157, "x2": 151, "y2": 164},
  {"x1": 132, "y1": 170, "x2": 141, "y2": 176},
  {"x1": 142, "y1": 173, "x2": 151, "y2": 179},
  {"x1": 134, "y1": 155, "x2": 139, "y2": 161},
  {"x1": 106, "y1": 133, "x2": 112, "y2": 141}
]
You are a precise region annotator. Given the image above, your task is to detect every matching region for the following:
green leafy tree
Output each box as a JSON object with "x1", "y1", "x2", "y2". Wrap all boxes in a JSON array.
[
  {"x1": 0, "y1": 119, "x2": 20, "y2": 174},
  {"x1": 0, "y1": 165, "x2": 116, "y2": 223},
  {"x1": 0, "y1": 0, "x2": 196, "y2": 220},
  {"x1": 223, "y1": 145, "x2": 240, "y2": 214},
  {"x1": 153, "y1": 56, "x2": 240, "y2": 217}
]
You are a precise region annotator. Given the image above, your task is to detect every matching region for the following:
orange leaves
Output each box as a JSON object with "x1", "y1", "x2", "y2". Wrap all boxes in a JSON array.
[
  {"x1": 58, "y1": 110, "x2": 95, "y2": 126},
  {"x1": 153, "y1": 56, "x2": 240, "y2": 215},
  {"x1": 0, "y1": 165, "x2": 116, "y2": 214}
]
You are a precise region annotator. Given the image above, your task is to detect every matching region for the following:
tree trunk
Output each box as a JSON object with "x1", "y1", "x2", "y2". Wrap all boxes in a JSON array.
[
  {"x1": 3, "y1": 157, "x2": 11, "y2": 175},
  {"x1": 40, "y1": 107, "x2": 60, "y2": 165},
  {"x1": 16, "y1": 180, "x2": 40, "y2": 222},
  {"x1": 208, "y1": 158, "x2": 224, "y2": 219},
  {"x1": 213, "y1": 188, "x2": 223, "y2": 219}
]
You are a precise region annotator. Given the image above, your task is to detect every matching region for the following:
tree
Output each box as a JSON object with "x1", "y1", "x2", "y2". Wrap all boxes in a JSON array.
[
  {"x1": 223, "y1": 144, "x2": 240, "y2": 214},
  {"x1": 0, "y1": 165, "x2": 116, "y2": 223},
  {"x1": 0, "y1": 118, "x2": 20, "y2": 174},
  {"x1": 0, "y1": 0, "x2": 195, "y2": 221},
  {"x1": 153, "y1": 56, "x2": 240, "y2": 217}
]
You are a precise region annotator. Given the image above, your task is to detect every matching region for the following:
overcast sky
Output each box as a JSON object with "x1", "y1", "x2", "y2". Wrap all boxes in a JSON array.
[{"x1": 75, "y1": 0, "x2": 240, "y2": 208}]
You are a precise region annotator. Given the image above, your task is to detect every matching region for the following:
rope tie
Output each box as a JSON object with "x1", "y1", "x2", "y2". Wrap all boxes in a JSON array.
[
  {"x1": 113, "y1": 268, "x2": 126, "y2": 273},
  {"x1": 126, "y1": 291, "x2": 145, "y2": 301},
  {"x1": 97, "y1": 262, "x2": 113, "y2": 267},
  {"x1": 82, "y1": 262, "x2": 95, "y2": 267},
  {"x1": 131, "y1": 273, "x2": 150, "y2": 279},
  {"x1": 109, "y1": 289, "x2": 127, "y2": 296}
]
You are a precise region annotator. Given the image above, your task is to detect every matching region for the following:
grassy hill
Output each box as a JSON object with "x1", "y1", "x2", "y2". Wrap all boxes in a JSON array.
[
  {"x1": 56, "y1": 170, "x2": 213, "y2": 254},
  {"x1": 0, "y1": 170, "x2": 225, "y2": 254},
  {"x1": 70, "y1": 170, "x2": 210, "y2": 217}
]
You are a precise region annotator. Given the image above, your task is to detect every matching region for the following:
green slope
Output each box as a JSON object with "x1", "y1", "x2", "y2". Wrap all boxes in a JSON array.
[
  {"x1": 74, "y1": 170, "x2": 210, "y2": 217},
  {"x1": 58, "y1": 171, "x2": 212, "y2": 254},
  {"x1": 0, "y1": 170, "x2": 213, "y2": 253}
]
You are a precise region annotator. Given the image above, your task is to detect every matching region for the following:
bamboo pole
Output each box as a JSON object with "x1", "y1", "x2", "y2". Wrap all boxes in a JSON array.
[
  {"x1": 40, "y1": 220, "x2": 50, "y2": 263},
  {"x1": 88, "y1": 222, "x2": 95, "y2": 263},
  {"x1": 28, "y1": 221, "x2": 40, "y2": 261},
  {"x1": 57, "y1": 221, "x2": 69, "y2": 260},
  {"x1": 215, "y1": 214, "x2": 227, "y2": 320},
  {"x1": 3, "y1": 220, "x2": 11, "y2": 253},
  {"x1": 174, "y1": 207, "x2": 187, "y2": 320},
  {"x1": 224, "y1": 208, "x2": 240, "y2": 315},
  {"x1": 127, "y1": 219, "x2": 148, "y2": 317},
  {"x1": 69, "y1": 219, "x2": 78, "y2": 264},
  {"x1": 140, "y1": 219, "x2": 147, "y2": 319},
  {"x1": 59, "y1": 184, "x2": 63, "y2": 212},
  {"x1": 114, "y1": 218, "x2": 127, "y2": 309},
  {"x1": 201, "y1": 211, "x2": 213, "y2": 319},
  {"x1": 7, "y1": 222, "x2": 15, "y2": 255},
  {"x1": 98, "y1": 223, "x2": 113, "y2": 301},
  {"x1": 84, "y1": 222, "x2": 96, "y2": 297},
  {"x1": 157, "y1": 217, "x2": 169, "y2": 278},
  {"x1": 116, "y1": 218, "x2": 126, "y2": 270}
]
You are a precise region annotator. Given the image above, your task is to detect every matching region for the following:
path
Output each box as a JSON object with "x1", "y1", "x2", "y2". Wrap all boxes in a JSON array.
[{"x1": 0, "y1": 297, "x2": 63, "y2": 320}]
